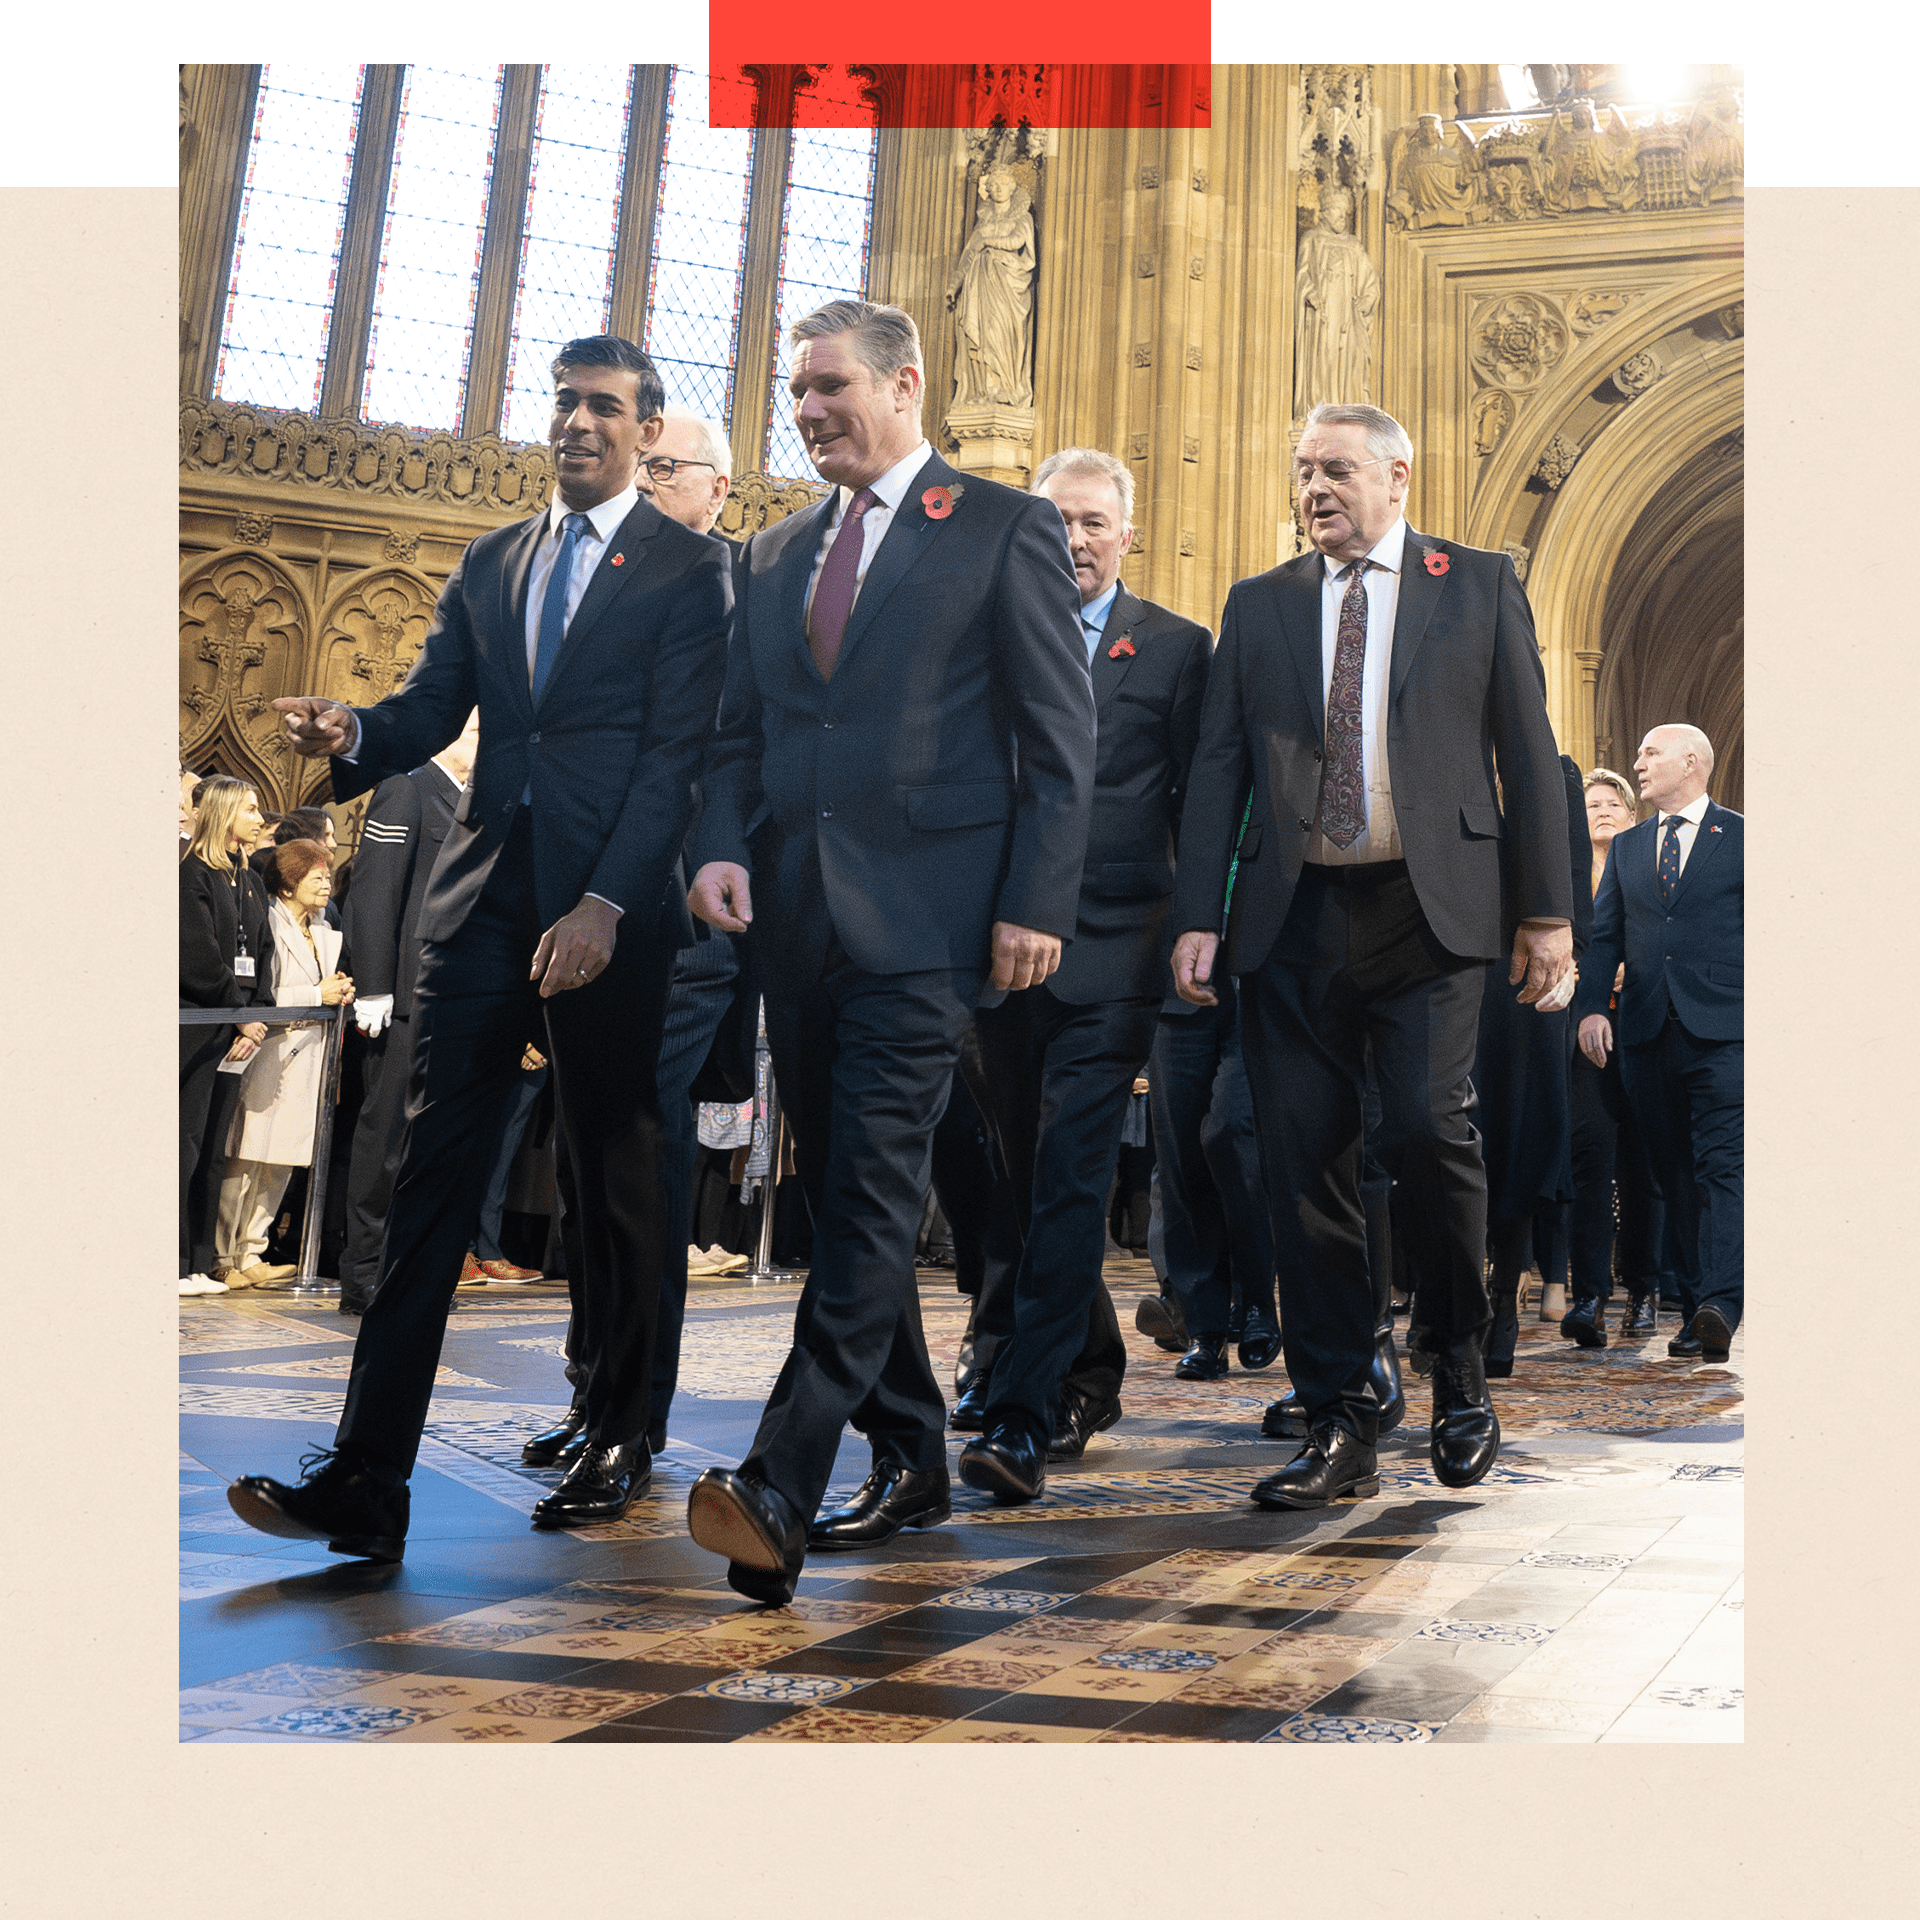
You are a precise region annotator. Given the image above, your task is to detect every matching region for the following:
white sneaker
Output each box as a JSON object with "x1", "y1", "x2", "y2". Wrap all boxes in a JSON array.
[
  {"x1": 703, "y1": 1245, "x2": 750, "y2": 1275},
  {"x1": 686, "y1": 1244, "x2": 730, "y2": 1274},
  {"x1": 178, "y1": 1273, "x2": 228, "y2": 1296}
]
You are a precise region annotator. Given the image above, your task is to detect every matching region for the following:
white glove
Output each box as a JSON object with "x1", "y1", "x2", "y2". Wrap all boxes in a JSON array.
[
  {"x1": 354, "y1": 994, "x2": 394, "y2": 1038},
  {"x1": 1535, "y1": 967, "x2": 1577, "y2": 1014}
]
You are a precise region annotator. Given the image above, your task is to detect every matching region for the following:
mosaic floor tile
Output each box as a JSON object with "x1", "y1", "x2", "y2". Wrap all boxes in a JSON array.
[
  {"x1": 1264, "y1": 1713, "x2": 1447, "y2": 1743},
  {"x1": 739, "y1": 1707, "x2": 947, "y2": 1742},
  {"x1": 916, "y1": 1720, "x2": 1103, "y2": 1742}
]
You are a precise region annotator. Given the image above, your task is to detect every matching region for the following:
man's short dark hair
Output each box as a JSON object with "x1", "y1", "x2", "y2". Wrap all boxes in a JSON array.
[
  {"x1": 550, "y1": 335, "x2": 665, "y2": 421},
  {"x1": 276, "y1": 807, "x2": 331, "y2": 845}
]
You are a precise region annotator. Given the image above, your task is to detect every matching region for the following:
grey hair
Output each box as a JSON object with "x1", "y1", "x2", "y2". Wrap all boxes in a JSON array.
[
  {"x1": 1303, "y1": 402, "x2": 1414, "y2": 469},
  {"x1": 1032, "y1": 446, "x2": 1135, "y2": 524},
  {"x1": 660, "y1": 403, "x2": 732, "y2": 478},
  {"x1": 790, "y1": 299, "x2": 924, "y2": 381}
]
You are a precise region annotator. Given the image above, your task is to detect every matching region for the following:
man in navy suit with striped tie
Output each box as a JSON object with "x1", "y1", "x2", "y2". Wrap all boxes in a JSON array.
[{"x1": 1577, "y1": 724, "x2": 1743, "y2": 1363}]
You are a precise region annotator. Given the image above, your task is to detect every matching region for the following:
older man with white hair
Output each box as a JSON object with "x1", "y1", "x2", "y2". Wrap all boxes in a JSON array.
[
  {"x1": 1576, "y1": 723, "x2": 1743, "y2": 1363},
  {"x1": 642, "y1": 405, "x2": 732, "y2": 537}
]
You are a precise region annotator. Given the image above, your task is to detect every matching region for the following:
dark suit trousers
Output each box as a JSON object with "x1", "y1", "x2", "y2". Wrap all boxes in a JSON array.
[
  {"x1": 1238, "y1": 863, "x2": 1489, "y2": 1445},
  {"x1": 335, "y1": 814, "x2": 675, "y2": 1474},
  {"x1": 748, "y1": 931, "x2": 980, "y2": 1522},
  {"x1": 1620, "y1": 1014, "x2": 1743, "y2": 1331},
  {"x1": 969, "y1": 985, "x2": 1154, "y2": 1438},
  {"x1": 1147, "y1": 979, "x2": 1277, "y2": 1340},
  {"x1": 181, "y1": 1029, "x2": 236, "y2": 1276},
  {"x1": 341, "y1": 1016, "x2": 416, "y2": 1299}
]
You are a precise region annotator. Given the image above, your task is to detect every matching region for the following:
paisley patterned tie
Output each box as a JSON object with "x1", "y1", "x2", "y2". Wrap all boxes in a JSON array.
[{"x1": 1319, "y1": 558, "x2": 1369, "y2": 849}]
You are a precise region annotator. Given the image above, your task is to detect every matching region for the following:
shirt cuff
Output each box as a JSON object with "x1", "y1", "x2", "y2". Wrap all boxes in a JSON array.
[
  {"x1": 1519, "y1": 917, "x2": 1571, "y2": 929},
  {"x1": 335, "y1": 709, "x2": 363, "y2": 760},
  {"x1": 584, "y1": 892, "x2": 624, "y2": 917}
]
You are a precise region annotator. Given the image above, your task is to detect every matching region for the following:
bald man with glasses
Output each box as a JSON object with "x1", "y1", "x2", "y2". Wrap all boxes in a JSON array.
[{"x1": 1171, "y1": 401, "x2": 1573, "y2": 1509}]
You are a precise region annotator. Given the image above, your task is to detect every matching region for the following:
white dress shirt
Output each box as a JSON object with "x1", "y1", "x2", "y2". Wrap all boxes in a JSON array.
[
  {"x1": 1654, "y1": 791, "x2": 1712, "y2": 879},
  {"x1": 1310, "y1": 516, "x2": 1407, "y2": 865},
  {"x1": 803, "y1": 441, "x2": 936, "y2": 626}
]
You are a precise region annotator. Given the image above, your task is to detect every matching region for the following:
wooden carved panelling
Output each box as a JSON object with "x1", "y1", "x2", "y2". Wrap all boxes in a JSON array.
[{"x1": 178, "y1": 549, "x2": 308, "y2": 795}]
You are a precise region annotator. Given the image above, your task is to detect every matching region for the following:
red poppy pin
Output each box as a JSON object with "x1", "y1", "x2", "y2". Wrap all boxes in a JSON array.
[
  {"x1": 610, "y1": 553, "x2": 625, "y2": 567},
  {"x1": 1423, "y1": 550, "x2": 1449, "y2": 576},
  {"x1": 922, "y1": 483, "x2": 963, "y2": 519},
  {"x1": 1108, "y1": 636, "x2": 1136, "y2": 658}
]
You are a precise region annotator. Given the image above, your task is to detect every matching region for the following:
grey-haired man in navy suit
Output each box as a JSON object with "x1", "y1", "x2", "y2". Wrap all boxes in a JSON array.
[{"x1": 1576, "y1": 724, "x2": 1743, "y2": 1363}]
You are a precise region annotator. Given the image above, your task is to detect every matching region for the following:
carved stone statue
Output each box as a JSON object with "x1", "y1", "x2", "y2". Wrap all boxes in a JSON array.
[
  {"x1": 945, "y1": 164, "x2": 1036, "y2": 410},
  {"x1": 1293, "y1": 186, "x2": 1380, "y2": 416},
  {"x1": 1686, "y1": 89, "x2": 1744, "y2": 205},
  {"x1": 1543, "y1": 100, "x2": 1640, "y2": 214},
  {"x1": 1387, "y1": 114, "x2": 1484, "y2": 230}
]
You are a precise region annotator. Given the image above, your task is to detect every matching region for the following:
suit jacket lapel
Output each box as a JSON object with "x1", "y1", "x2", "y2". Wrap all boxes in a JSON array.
[
  {"x1": 762, "y1": 493, "x2": 834, "y2": 673},
  {"x1": 1388, "y1": 530, "x2": 1445, "y2": 706},
  {"x1": 835, "y1": 452, "x2": 958, "y2": 668},
  {"x1": 497, "y1": 515, "x2": 546, "y2": 724},
  {"x1": 1090, "y1": 585, "x2": 1145, "y2": 716},
  {"x1": 537, "y1": 497, "x2": 665, "y2": 708},
  {"x1": 1275, "y1": 558, "x2": 1326, "y2": 744},
  {"x1": 1667, "y1": 801, "x2": 1727, "y2": 907}
]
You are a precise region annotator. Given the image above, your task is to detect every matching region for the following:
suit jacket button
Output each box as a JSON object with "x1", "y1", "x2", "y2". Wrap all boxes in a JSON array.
[
  {"x1": 821, "y1": 805, "x2": 834, "y2": 818},
  {"x1": 1312, "y1": 749, "x2": 1322, "y2": 761},
  {"x1": 822, "y1": 718, "x2": 835, "y2": 729},
  {"x1": 1298, "y1": 817, "x2": 1311, "y2": 831},
  {"x1": 528, "y1": 731, "x2": 541, "y2": 745}
]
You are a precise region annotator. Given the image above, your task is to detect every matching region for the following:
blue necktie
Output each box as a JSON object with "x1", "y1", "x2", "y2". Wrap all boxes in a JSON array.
[
  {"x1": 532, "y1": 512, "x2": 590, "y2": 705},
  {"x1": 1658, "y1": 815, "x2": 1684, "y2": 903}
]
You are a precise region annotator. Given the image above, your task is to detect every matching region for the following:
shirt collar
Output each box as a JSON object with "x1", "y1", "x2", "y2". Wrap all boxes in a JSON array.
[
  {"x1": 1080, "y1": 581, "x2": 1121, "y2": 633},
  {"x1": 550, "y1": 482, "x2": 638, "y2": 543},
  {"x1": 427, "y1": 756, "x2": 466, "y2": 795},
  {"x1": 842, "y1": 441, "x2": 934, "y2": 518},
  {"x1": 1663, "y1": 794, "x2": 1711, "y2": 827},
  {"x1": 1322, "y1": 515, "x2": 1408, "y2": 582}
]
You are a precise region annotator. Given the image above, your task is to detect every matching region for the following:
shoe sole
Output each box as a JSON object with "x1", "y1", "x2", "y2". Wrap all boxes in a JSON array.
[
  {"x1": 1250, "y1": 1475, "x2": 1380, "y2": 1510},
  {"x1": 1561, "y1": 1327, "x2": 1608, "y2": 1349},
  {"x1": 687, "y1": 1477, "x2": 786, "y2": 1572},
  {"x1": 226, "y1": 1483, "x2": 405, "y2": 1562},
  {"x1": 1173, "y1": 1364, "x2": 1230, "y2": 1382},
  {"x1": 957, "y1": 1453, "x2": 1042, "y2": 1505},
  {"x1": 807, "y1": 1505, "x2": 952, "y2": 1552}
]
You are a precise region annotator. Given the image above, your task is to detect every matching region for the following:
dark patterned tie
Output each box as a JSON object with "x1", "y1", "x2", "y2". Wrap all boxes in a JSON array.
[
  {"x1": 1658, "y1": 814, "x2": 1684, "y2": 903},
  {"x1": 1319, "y1": 558, "x2": 1369, "y2": 849},
  {"x1": 807, "y1": 486, "x2": 879, "y2": 680},
  {"x1": 532, "y1": 511, "x2": 590, "y2": 703}
]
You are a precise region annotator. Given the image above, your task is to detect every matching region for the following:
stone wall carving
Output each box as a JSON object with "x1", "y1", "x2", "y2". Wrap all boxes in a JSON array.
[
  {"x1": 1469, "y1": 292, "x2": 1569, "y2": 391},
  {"x1": 318, "y1": 570, "x2": 438, "y2": 710},
  {"x1": 1533, "y1": 435, "x2": 1583, "y2": 490},
  {"x1": 1569, "y1": 289, "x2": 1637, "y2": 333},
  {"x1": 1297, "y1": 65, "x2": 1381, "y2": 203},
  {"x1": 717, "y1": 472, "x2": 827, "y2": 541},
  {"x1": 180, "y1": 397, "x2": 556, "y2": 519},
  {"x1": 178, "y1": 550, "x2": 308, "y2": 788},
  {"x1": 1471, "y1": 389, "x2": 1513, "y2": 457},
  {"x1": 1293, "y1": 183, "x2": 1380, "y2": 416},
  {"x1": 1386, "y1": 92, "x2": 1743, "y2": 231},
  {"x1": 1613, "y1": 351, "x2": 1663, "y2": 399}
]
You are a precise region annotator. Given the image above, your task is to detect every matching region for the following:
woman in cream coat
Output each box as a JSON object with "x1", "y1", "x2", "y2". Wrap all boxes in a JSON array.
[{"x1": 218, "y1": 839, "x2": 354, "y2": 1285}]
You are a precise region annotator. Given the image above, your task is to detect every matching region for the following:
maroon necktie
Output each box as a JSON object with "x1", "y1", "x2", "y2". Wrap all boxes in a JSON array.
[
  {"x1": 1319, "y1": 558, "x2": 1369, "y2": 849},
  {"x1": 806, "y1": 486, "x2": 879, "y2": 680}
]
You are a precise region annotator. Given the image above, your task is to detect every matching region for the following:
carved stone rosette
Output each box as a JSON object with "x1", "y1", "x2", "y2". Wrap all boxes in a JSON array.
[
  {"x1": 1470, "y1": 292, "x2": 1569, "y2": 392},
  {"x1": 1613, "y1": 351, "x2": 1663, "y2": 399},
  {"x1": 1533, "y1": 435, "x2": 1582, "y2": 490}
]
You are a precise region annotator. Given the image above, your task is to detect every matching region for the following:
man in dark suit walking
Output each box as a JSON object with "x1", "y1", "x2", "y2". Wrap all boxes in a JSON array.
[
  {"x1": 227, "y1": 336, "x2": 733, "y2": 1559},
  {"x1": 954, "y1": 447, "x2": 1210, "y2": 1505},
  {"x1": 1576, "y1": 724, "x2": 1742, "y2": 1362},
  {"x1": 336, "y1": 710, "x2": 476, "y2": 1317},
  {"x1": 1171, "y1": 402, "x2": 1573, "y2": 1509},
  {"x1": 683, "y1": 299, "x2": 1094, "y2": 1603}
]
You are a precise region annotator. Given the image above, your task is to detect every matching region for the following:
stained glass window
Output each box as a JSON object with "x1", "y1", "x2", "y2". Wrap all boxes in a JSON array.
[
  {"x1": 499, "y1": 64, "x2": 635, "y2": 446},
  {"x1": 764, "y1": 120, "x2": 878, "y2": 482},
  {"x1": 360, "y1": 65, "x2": 504, "y2": 434},
  {"x1": 214, "y1": 65, "x2": 366, "y2": 414},
  {"x1": 643, "y1": 68, "x2": 755, "y2": 431}
]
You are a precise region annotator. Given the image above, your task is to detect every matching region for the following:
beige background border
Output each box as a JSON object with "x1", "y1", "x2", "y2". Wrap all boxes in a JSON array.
[{"x1": 2, "y1": 59, "x2": 1906, "y2": 1920}]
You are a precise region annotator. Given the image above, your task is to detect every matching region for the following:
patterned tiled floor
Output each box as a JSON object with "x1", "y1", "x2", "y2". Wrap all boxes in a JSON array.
[{"x1": 180, "y1": 1258, "x2": 1742, "y2": 1743}]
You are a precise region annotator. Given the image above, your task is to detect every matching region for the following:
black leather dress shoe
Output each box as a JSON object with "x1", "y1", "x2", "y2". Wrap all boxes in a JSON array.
[
  {"x1": 687, "y1": 1468, "x2": 807, "y2": 1607},
  {"x1": 1429, "y1": 1353, "x2": 1501, "y2": 1488},
  {"x1": 1560, "y1": 1298, "x2": 1608, "y2": 1349},
  {"x1": 1237, "y1": 1326, "x2": 1283, "y2": 1372},
  {"x1": 227, "y1": 1448, "x2": 408, "y2": 1561},
  {"x1": 1251, "y1": 1427, "x2": 1380, "y2": 1509},
  {"x1": 1047, "y1": 1389, "x2": 1122, "y2": 1460},
  {"x1": 1370, "y1": 1326, "x2": 1405, "y2": 1434},
  {"x1": 1174, "y1": 1335, "x2": 1230, "y2": 1381},
  {"x1": 521, "y1": 1405, "x2": 587, "y2": 1468},
  {"x1": 1135, "y1": 1288, "x2": 1188, "y2": 1352},
  {"x1": 1261, "y1": 1391, "x2": 1308, "y2": 1441},
  {"x1": 958, "y1": 1424, "x2": 1046, "y2": 1504},
  {"x1": 1691, "y1": 1305, "x2": 1733, "y2": 1363},
  {"x1": 1622, "y1": 1291, "x2": 1657, "y2": 1337},
  {"x1": 531, "y1": 1440, "x2": 651, "y2": 1527},
  {"x1": 1667, "y1": 1322, "x2": 1703, "y2": 1358},
  {"x1": 807, "y1": 1463, "x2": 952, "y2": 1549},
  {"x1": 948, "y1": 1374, "x2": 991, "y2": 1432}
]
